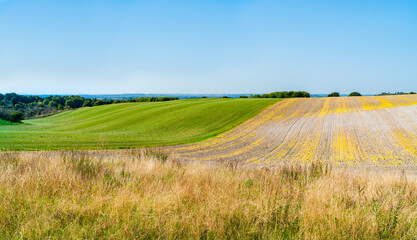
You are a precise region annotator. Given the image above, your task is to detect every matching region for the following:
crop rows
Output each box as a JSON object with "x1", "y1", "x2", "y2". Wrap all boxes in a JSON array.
[{"x1": 171, "y1": 95, "x2": 417, "y2": 166}]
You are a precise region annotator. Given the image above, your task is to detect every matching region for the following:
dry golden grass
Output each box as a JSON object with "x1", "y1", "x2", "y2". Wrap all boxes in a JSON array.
[{"x1": 1, "y1": 150, "x2": 417, "y2": 239}]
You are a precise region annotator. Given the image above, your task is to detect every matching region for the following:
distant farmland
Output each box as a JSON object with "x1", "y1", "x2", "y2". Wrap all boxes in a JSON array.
[
  {"x1": 0, "y1": 98, "x2": 277, "y2": 150},
  {"x1": 173, "y1": 95, "x2": 417, "y2": 166}
]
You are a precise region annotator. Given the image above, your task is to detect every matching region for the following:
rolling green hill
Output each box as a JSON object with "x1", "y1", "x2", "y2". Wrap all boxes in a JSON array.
[{"x1": 0, "y1": 98, "x2": 279, "y2": 150}]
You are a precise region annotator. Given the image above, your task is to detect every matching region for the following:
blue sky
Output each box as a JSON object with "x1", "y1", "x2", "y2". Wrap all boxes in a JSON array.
[{"x1": 0, "y1": 0, "x2": 416, "y2": 94}]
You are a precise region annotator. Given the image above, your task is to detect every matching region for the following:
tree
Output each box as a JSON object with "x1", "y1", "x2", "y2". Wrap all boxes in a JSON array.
[
  {"x1": 65, "y1": 99, "x2": 76, "y2": 109},
  {"x1": 10, "y1": 97, "x2": 18, "y2": 105},
  {"x1": 70, "y1": 96, "x2": 85, "y2": 108},
  {"x1": 4, "y1": 93, "x2": 18, "y2": 101},
  {"x1": 239, "y1": 95, "x2": 249, "y2": 98},
  {"x1": 250, "y1": 91, "x2": 310, "y2": 99},
  {"x1": 328, "y1": 92, "x2": 340, "y2": 97},
  {"x1": 291, "y1": 91, "x2": 310, "y2": 98},
  {"x1": 8, "y1": 111, "x2": 24, "y2": 122},
  {"x1": 14, "y1": 103, "x2": 24, "y2": 108},
  {"x1": 0, "y1": 94, "x2": 3, "y2": 101},
  {"x1": 43, "y1": 99, "x2": 51, "y2": 106},
  {"x1": 82, "y1": 100, "x2": 93, "y2": 107},
  {"x1": 48, "y1": 101, "x2": 58, "y2": 108},
  {"x1": 349, "y1": 92, "x2": 362, "y2": 97},
  {"x1": 94, "y1": 100, "x2": 105, "y2": 106}
]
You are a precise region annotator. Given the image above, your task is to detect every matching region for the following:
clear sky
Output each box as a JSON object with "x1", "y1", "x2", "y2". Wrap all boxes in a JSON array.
[{"x1": 0, "y1": 0, "x2": 416, "y2": 95}]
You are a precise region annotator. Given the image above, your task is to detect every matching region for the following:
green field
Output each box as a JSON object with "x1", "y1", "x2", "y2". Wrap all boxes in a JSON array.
[
  {"x1": 0, "y1": 120, "x2": 16, "y2": 125},
  {"x1": 0, "y1": 98, "x2": 278, "y2": 150}
]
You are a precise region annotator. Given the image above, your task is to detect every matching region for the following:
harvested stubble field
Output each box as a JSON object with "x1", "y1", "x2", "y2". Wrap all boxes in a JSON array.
[
  {"x1": 172, "y1": 95, "x2": 417, "y2": 167},
  {"x1": 1, "y1": 150, "x2": 417, "y2": 239}
]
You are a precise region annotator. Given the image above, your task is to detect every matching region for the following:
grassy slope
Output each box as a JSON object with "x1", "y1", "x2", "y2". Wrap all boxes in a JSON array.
[
  {"x1": 0, "y1": 119, "x2": 16, "y2": 125},
  {"x1": 0, "y1": 98, "x2": 278, "y2": 150}
]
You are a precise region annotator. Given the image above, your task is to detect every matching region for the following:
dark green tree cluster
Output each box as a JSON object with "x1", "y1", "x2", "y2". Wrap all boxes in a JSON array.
[
  {"x1": 327, "y1": 92, "x2": 340, "y2": 97},
  {"x1": 114, "y1": 97, "x2": 179, "y2": 103},
  {"x1": 0, "y1": 93, "x2": 179, "y2": 122},
  {"x1": 251, "y1": 91, "x2": 310, "y2": 99},
  {"x1": 349, "y1": 92, "x2": 362, "y2": 97},
  {"x1": 0, "y1": 93, "x2": 40, "y2": 106},
  {"x1": 0, "y1": 109, "x2": 24, "y2": 123}
]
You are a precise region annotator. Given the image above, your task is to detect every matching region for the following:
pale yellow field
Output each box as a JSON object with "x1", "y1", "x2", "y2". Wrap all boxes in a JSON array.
[{"x1": 171, "y1": 95, "x2": 417, "y2": 166}]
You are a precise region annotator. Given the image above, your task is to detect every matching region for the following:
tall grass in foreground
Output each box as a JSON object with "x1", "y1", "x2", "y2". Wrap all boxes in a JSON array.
[{"x1": 1, "y1": 151, "x2": 417, "y2": 239}]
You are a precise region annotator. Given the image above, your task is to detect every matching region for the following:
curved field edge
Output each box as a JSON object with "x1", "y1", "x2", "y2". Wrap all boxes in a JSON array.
[{"x1": 0, "y1": 98, "x2": 280, "y2": 150}]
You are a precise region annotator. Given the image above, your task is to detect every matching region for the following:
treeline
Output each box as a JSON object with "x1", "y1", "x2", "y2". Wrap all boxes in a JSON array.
[
  {"x1": 328, "y1": 91, "x2": 416, "y2": 97},
  {"x1": 377, "y1": 92, "x2": 416, "y2": 96},
  {"x1": 249, "y1": 91, "x2": 310, "y2": 99},
  {"x1": 0, "y1": 93, "x2": 178, "y2": 122},
  {"x1": 113, "y1": 97, "x2": 179, "y2": 103}
]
